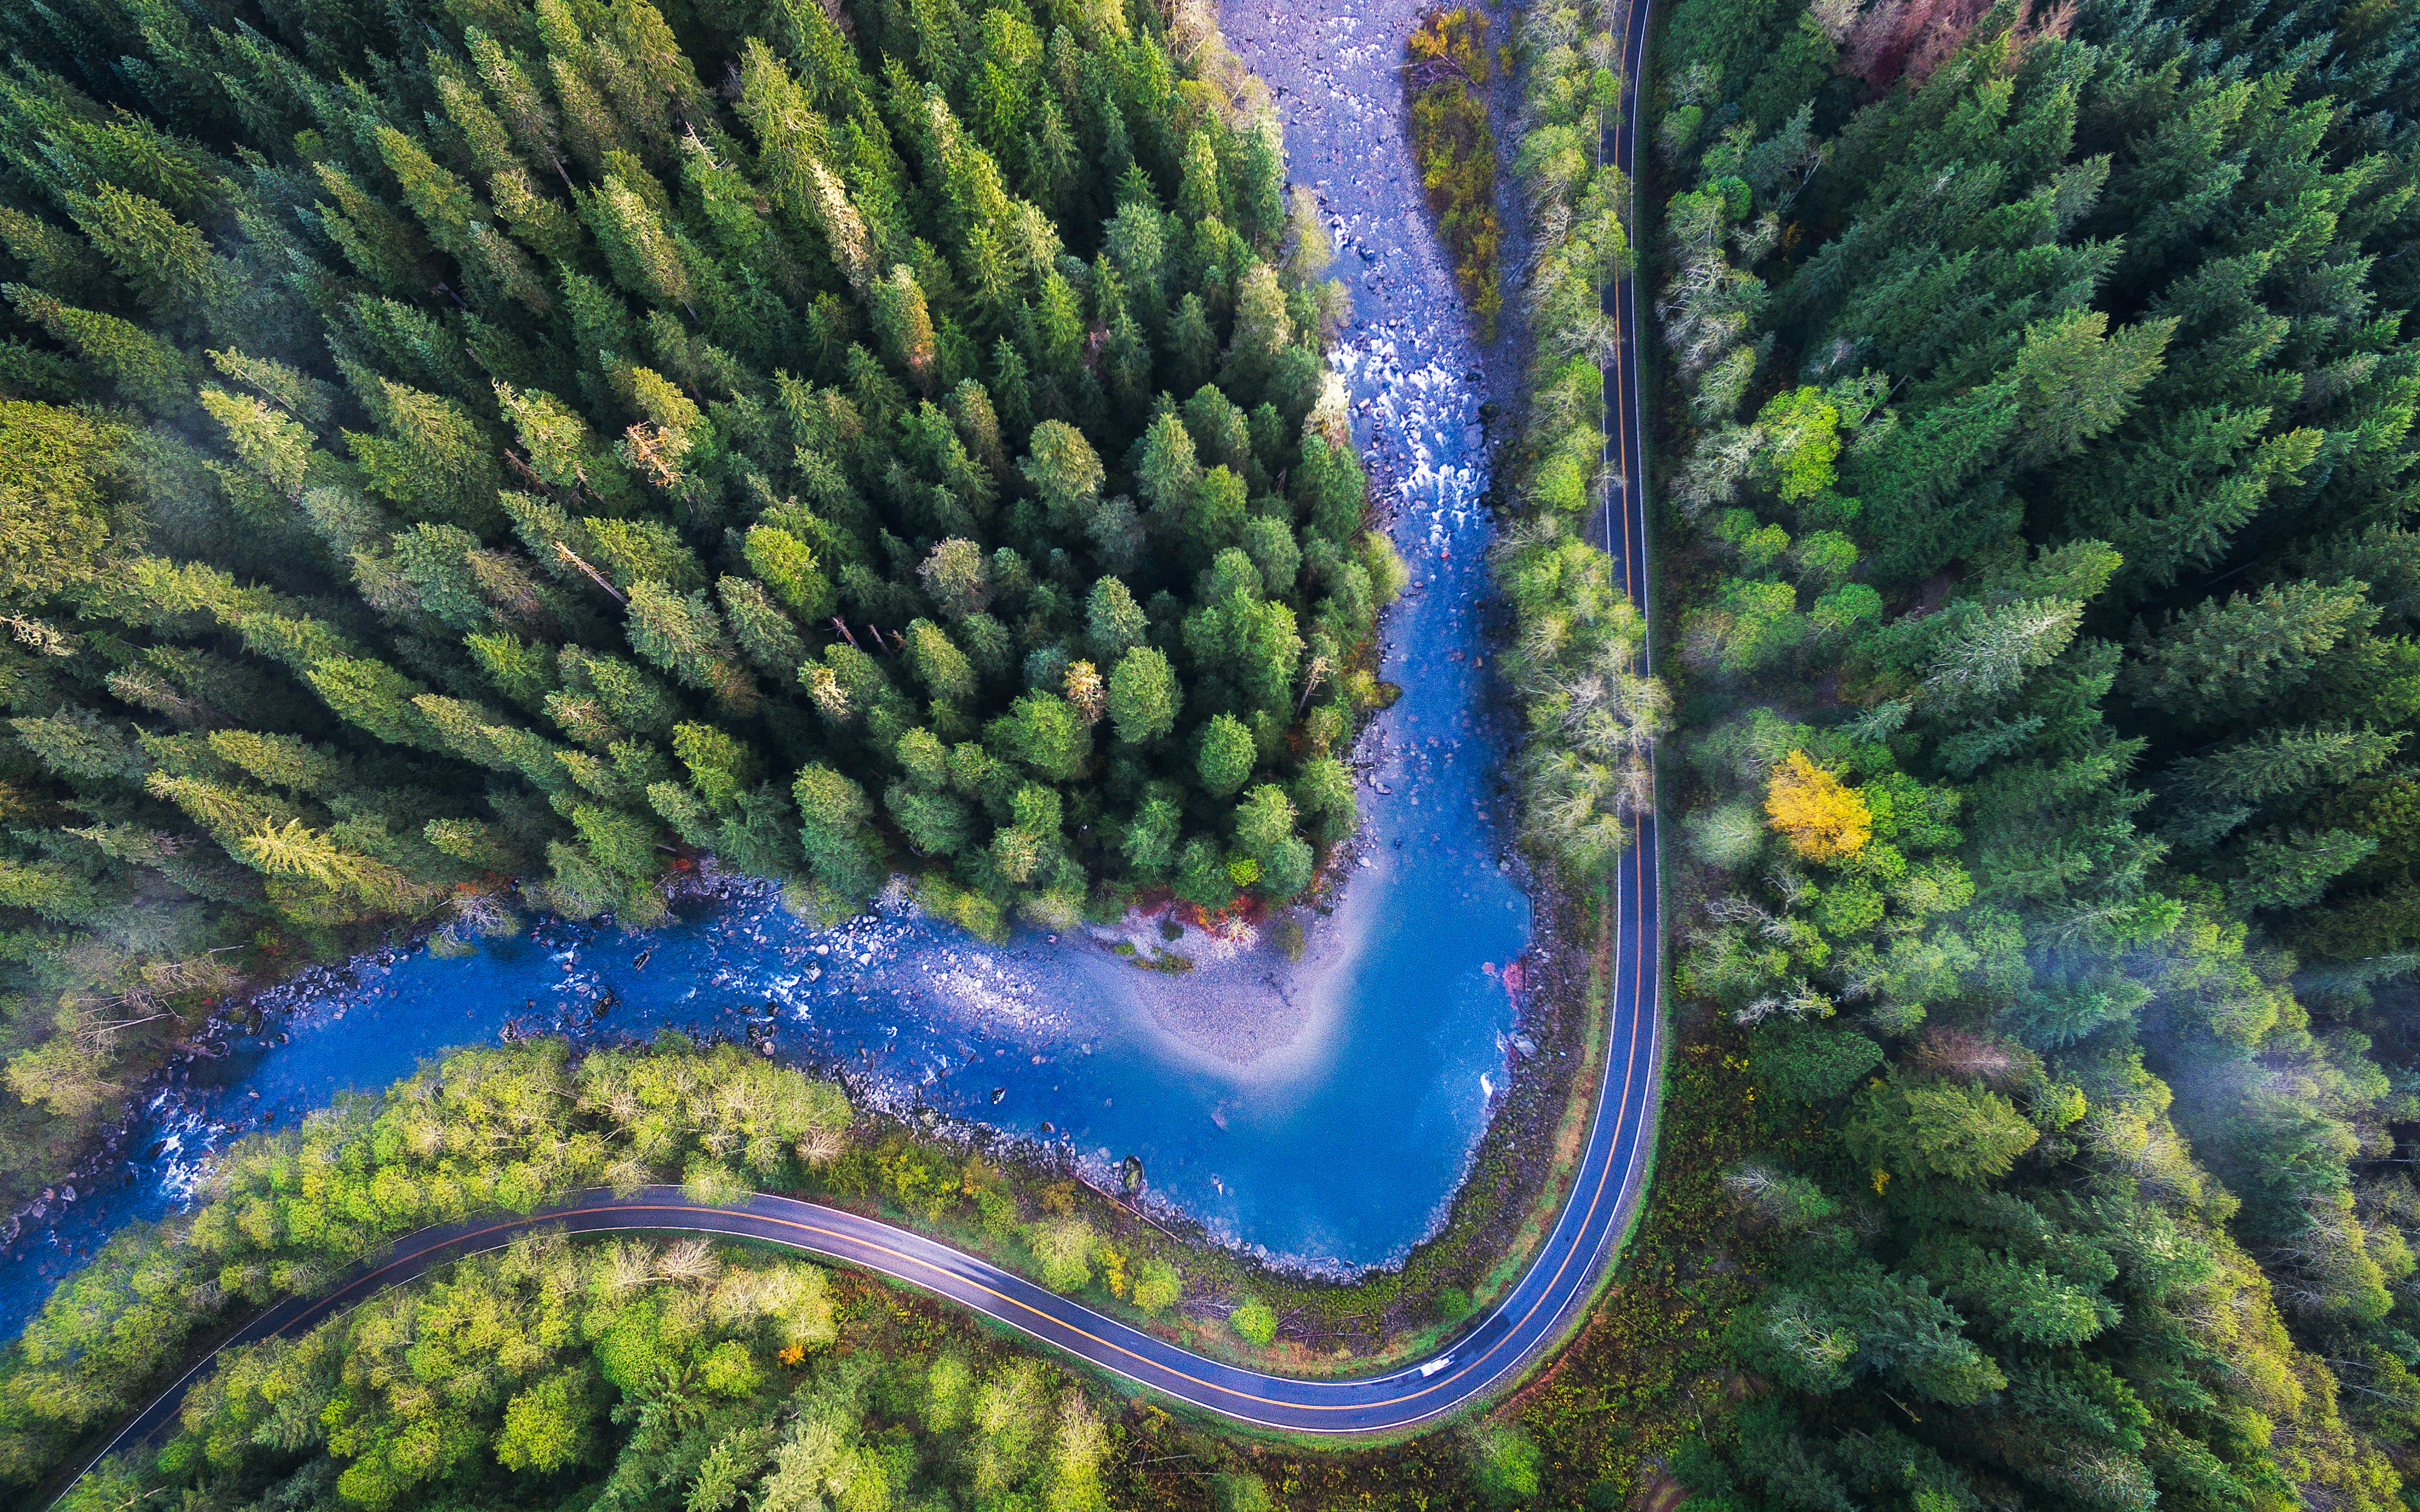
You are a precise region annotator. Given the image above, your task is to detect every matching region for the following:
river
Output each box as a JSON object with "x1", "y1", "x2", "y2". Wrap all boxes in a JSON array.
[{"x1": 0, "y1": 2, "x2": 1527, "y2": 1336}]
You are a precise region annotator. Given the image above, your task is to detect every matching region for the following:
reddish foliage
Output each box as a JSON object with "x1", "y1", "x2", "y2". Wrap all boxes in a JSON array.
[
  {"x1": 1848, "y1": 0, "x2": 2072, "y2": 89},
  {"x1": 1171, "y1": 894, "x2": 1270, "y2": 933},
  {"x1": 1906, "y1": 1028, "x2": 2025, "y2": 1087}
]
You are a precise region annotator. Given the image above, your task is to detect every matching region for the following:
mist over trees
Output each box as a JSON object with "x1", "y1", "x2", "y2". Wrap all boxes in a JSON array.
[
  {"x1": 0, "y1": 0, "x2": 1401, "y2": 1213},
  {"x1": 1649, "y1": 0, "x2": 2420, "y2": 1502}
]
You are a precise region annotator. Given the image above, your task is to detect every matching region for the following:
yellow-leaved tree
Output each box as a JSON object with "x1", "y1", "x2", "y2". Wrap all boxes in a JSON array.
[{"x1": 1764, "y1": 750, "x2": 1870, "y2": 861}]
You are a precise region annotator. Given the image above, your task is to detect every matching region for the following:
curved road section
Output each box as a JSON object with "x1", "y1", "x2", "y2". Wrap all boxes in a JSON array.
[{"x1": 63, "y1": 0, "x2": 1661, "y2": 1486}]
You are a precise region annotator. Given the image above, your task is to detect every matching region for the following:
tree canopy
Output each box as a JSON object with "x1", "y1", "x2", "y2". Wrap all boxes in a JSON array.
[
  {"x1": 0, "y1": 0, "x2": 1387, "y2": 1214},
  {"x1": 1641, "y1": 0, "x2": 2420, "y2": 1501}
]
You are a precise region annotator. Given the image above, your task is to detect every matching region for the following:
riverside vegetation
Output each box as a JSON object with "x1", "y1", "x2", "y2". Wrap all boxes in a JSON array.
[
  {"x1": 85, "y1": 1241, "x2": 1137, "y2": 1512},
  {"x1": 0, "y1": 0, "x2": 1412, "y2": 1218},
  {"x1": 1407, "y1": 0, "x2": 1665, "y2": 896},
  {"x1": 1405, "y1": 8, "x2": 1507, "y2": 341}
]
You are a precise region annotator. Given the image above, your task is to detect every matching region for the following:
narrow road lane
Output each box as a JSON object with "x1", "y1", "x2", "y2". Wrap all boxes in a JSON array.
[{"x1": 61, "y1": 1, "x2": 1661, "y2": 1487}]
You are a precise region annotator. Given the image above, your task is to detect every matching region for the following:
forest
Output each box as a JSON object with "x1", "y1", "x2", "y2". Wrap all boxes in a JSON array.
[
  {"x1": 0, "y1": 0, "x2": 1409, "y2": 1216},
  {"x1": 49, "y1": 1191, "x2": 1164, "y2": 1512},
  {"x1": 1637, "y1": 0, "x2": 2420, "y2": 1501},
  {"x1": 29, "y1": 0, "x2": 2420, "y2": 1499},
  {"x1": 0, "y1": 1038, "x2": 1218, "y2": 1507}
]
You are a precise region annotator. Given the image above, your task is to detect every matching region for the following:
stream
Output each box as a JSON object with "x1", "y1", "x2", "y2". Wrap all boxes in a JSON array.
[{"x1": 0, "y1": 3, "x2": 1528, "y2": 1336}]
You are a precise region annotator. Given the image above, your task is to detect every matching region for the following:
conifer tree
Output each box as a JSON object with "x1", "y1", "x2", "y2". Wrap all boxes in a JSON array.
[
  {"x1": 1107, "y1": 646, "x2": 1179, "y2": 743},
  {"x1": 2121, "y1": 582, "x2": 2378, "y2": 727}
]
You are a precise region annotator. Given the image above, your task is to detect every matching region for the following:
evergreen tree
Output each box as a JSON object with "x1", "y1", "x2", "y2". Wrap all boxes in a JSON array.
[
  {"x1": 1106, "y1": 646, "x2": 1179, "y2": 743},
  {"x1": 2120, "y1": 581, "x2": 2378, "y2": 727},
  {"x1": 1195, "y1": 713, "x2": 1256, "y2": 798}
]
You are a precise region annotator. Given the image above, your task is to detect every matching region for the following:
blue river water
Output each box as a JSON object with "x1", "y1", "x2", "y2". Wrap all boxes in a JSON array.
[{"x1": 0, "y1": 18, "x2": 1531, "y2": 1337}]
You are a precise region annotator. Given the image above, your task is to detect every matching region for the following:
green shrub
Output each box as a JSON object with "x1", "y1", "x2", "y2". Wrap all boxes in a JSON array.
[{"x1": 1229, "y1": 1297, "x2": 1278, "y2": 1346}]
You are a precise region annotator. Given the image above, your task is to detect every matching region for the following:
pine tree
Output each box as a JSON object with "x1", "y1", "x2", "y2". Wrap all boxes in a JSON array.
[
  {"x1": 4, "y1": 287, "x2": 195, "y2": 415},
  {"x1": 742, "y1": 526, "x2": 836, "y2": 620},
  {"x1": 1904, "y1": 599, "x2": 2086, "y2": 721},
  {"x1": 1085, "y1": 577, "x2": 1148, "y2": 661},
  {"x1": 988, "y1": 693, "x2": 1090, "y2": 782},
  {"x1": 2054, "y1": 409, "x2": 2318, "y2": 592},
  {"x1": 717, "y1": 576, "x2": 809, "y2": 686},
  {"x1": 468, "y1": 30, "x2": 565, "y2": 174},
  {"x1": 58, "y1": 184, "x2": 226, "y2": 330},
  {"x1": 468, "y1": 633, "x2": 560, "y2": 712},
  {"x1": 1106, "y1": 646, "x2": 1179, "y2": 742},
  {"x1": 904, "y1": 619, "x2": 979, "y2": 703},
  {"x1": 1166, "y1": 293, "x2": 1219, "y2": 396},
  {"x1": 918, "y1": 538, "x2": 993, "y2": 620},
  {"x1": 1032, "y1": 271, "x2": 1085, "y2": 376},
  {"x1": 0, "y1": 400, "x2": 126, "y2": 599},
  {"x1": 1195, "y1": 713, "x2": 1256, "y2": 797},
  {"x1": 1184, "y1": 467, "x2": 1249, "y2": 561},
  {"x1": 1846, "y1": 1075, "x2": 2040, "y2": 1186},
  {"x1": 1846, "y1": 379, "x2": 2023, "y2": 582},
  {"x1": 374, "y1": 128, "x2": 478, "y2": 256},
  {"x1": 2121, "y1": 581, "x2": 2378, "y2": 727},
  {"x1": 872, "y1": 266, "x2": 940, "y2": 393},
  {"x1": 2163, "y1": 725, "x2": 2402, "y2": 846},
  {"x1": 2006, "y1": 310, "x2": 2176, "y2": 467},
  {"x1": 2228, "y1": 828, "x2": 2379, "y2": 913},
  {"x1": 1018, "y1": 420, "x2": 1104, "y2": 527},
  {"x1": 626, "y1": 582, "x2": 756, "y2": 714},
  {"x1": 344, "y1": 379, "x2": 504, "y2": 530}
]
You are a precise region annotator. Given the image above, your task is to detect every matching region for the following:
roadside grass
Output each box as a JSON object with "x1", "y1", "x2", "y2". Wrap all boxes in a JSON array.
[{"x1": 1096, "y1": 1020, "x2": 1770, "y2": 1508}]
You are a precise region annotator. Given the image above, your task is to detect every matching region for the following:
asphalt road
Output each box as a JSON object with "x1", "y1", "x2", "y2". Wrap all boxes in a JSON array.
[{"x1": 59, "y1": 0, "x2": 1661, "y2": 1488}]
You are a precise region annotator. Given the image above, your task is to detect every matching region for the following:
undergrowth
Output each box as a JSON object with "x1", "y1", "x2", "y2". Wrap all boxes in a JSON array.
[{"x1": 1406, "y1": 8, "x2": 1506, "y2": 339}]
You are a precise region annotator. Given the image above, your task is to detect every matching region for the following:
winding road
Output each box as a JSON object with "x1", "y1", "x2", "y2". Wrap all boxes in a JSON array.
[{"x1": 58, "y1": 0, "x2": 1661, "y2": 1489}]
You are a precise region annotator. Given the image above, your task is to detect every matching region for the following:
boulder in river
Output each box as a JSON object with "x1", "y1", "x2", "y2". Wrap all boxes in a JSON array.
[{"x1": 1121, "y1": 1155, "x2": 1146, "y2": 1194}]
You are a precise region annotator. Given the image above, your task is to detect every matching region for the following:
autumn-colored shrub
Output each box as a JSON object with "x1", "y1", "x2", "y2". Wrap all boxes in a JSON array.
[
  {"x1": 1763, "y1": 749, "x2": 1870, "y2": 861},
  {"x1": 1406, "y1": 9, "x2": 1506, "y2": 337}
]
